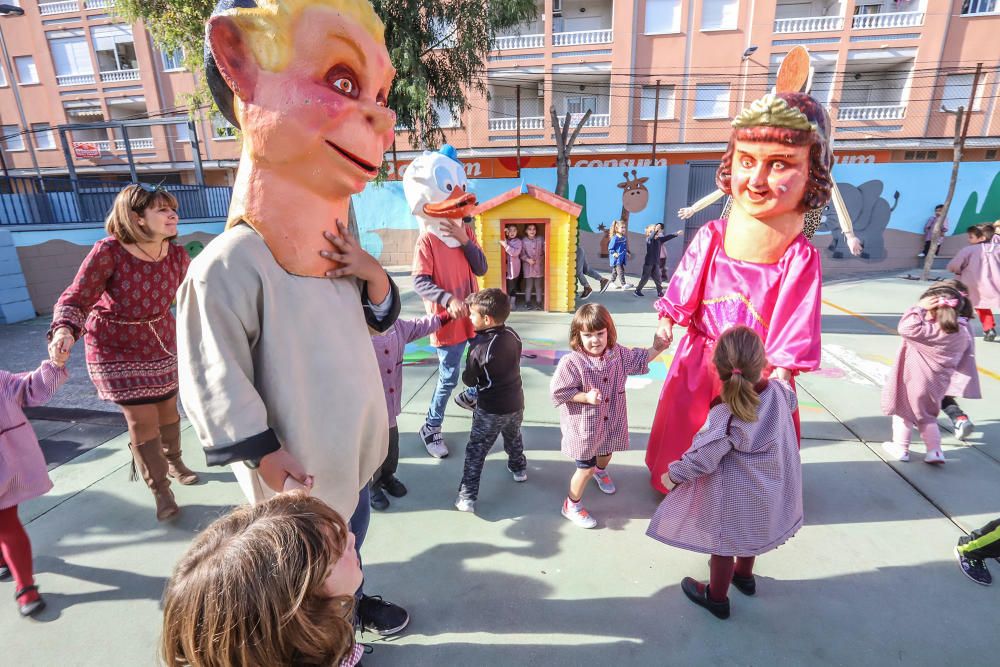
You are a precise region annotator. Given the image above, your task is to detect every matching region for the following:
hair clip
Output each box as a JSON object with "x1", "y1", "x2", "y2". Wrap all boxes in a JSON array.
[{"x1": 731, "y1": 368, "x2": 743, "y2": 376}]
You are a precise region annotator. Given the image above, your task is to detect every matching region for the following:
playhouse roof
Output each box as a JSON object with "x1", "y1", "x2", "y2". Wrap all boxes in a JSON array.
[{"x1": 474, "y1": 184, "x2": 582, "y2": 218}]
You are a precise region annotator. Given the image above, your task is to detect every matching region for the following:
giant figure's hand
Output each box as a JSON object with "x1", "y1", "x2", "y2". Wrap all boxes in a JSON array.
[
  {"x1": 321, "y1": 221, "x2": 390, "y2": 303},
  {"x1": 656, "y1": 317, "x2": 674, "y2": 348},
  {"x1": 439, "y1": 219, "x2": 470, "y2": 246},
  {"x1": 845, "y1": 232, "x2": 864, "y2": 257},
  {"x1": 258, "y1": 448, "x2": 313, "y2": 495},
  {"x1": 49, "y1": 327, "x2": 75, "y2": 362},
  {"x1": 677, "y1": 207, "x2": 694, "y2": 220}
]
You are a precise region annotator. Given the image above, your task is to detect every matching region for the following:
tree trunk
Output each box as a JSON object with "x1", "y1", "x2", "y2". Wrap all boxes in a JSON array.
[
  {"x1": 550, "y1": 106, "x2": 592, "y2": 199},
  {"x1": 920, "y1": 109, "x2": 963, "y2": 281}
]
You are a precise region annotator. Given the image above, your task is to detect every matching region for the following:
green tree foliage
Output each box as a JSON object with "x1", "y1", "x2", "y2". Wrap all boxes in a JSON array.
[{"x1": 116, "y1": 0, "x2": 537, "y2": 149}]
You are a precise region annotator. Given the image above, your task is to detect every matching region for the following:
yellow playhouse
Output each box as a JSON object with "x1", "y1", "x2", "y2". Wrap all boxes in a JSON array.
[{"x1": 474, "y1": 183, "x2": 582, "y2": 313}]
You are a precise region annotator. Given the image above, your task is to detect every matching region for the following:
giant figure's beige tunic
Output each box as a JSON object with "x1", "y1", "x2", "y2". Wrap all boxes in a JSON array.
[{"x1": 176, "y1": 224, "x2": 388, "y2": 518}]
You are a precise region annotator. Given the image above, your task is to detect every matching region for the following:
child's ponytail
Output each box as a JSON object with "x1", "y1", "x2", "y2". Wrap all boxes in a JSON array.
[{"x1": 713, "y1": 326, "x2": 768, "y2": 423}]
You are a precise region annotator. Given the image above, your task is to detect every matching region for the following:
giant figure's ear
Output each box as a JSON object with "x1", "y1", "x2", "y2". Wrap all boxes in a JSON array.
[{"x1": 206, "y1": 15, "x2": 259, "y2": 128}]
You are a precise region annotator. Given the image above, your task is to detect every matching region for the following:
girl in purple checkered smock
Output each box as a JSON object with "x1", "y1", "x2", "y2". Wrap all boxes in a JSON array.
[
  {"x1": 550, "y1": 304, "x2": 668, "y2": 529},
  {"x1": 647, "y1": 326, "x2": 802, "y2": 620}
]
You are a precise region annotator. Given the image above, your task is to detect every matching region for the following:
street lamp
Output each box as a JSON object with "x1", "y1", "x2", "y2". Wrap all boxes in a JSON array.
[
  {"x1": 738, "y1": 45, "x2": 760, "y2": 112},
  {"x1": 0, "y1": 4, "x2": 43, "y2": 180}
]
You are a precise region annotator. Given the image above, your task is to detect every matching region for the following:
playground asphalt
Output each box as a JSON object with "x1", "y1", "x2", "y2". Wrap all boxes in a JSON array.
[{"x1": 1, "y1": 270, "x2": 998, "y2": 666}]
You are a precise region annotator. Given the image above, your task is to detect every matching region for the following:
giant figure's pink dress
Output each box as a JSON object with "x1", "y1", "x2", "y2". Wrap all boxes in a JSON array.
[{"x1": 646, "y1": 219, "x2": 822, "y2": 493}]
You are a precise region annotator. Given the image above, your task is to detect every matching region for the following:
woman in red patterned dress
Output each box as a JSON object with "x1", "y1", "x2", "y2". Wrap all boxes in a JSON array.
[{"x1": 48, "y1": 184, "x2": 197, "y2": 521}]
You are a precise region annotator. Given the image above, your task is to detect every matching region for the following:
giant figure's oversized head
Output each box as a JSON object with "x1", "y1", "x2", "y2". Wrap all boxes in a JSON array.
[
  {"x1": 206, "y1": 0, "x2": 396, "y2": 275},
  {"x1": 716, "y1": 92, "x2": 833, "y2": 224},
  {"x1": 402, "y1": 145, "x2": 478, "y2": 248}
]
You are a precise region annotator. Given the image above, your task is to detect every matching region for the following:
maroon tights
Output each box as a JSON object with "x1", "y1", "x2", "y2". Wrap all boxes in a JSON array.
[
  {"x1": 709, "y1": 554, "x2": 756, "y2": 602},
  {"x1": 0, "y1": 506, "x2": 38, "y2": 604}
]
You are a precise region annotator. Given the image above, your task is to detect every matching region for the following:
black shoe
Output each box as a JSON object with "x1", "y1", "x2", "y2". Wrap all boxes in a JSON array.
[
  {"x1": 369, "y1": 486, "x2": 390, "y2": 511},
  {"x1": 580, "y1": 285, "x2": 594, "y2": 300},
  {"x1": 956, "y1": 543, "x2": 992, "y2": 585},
  {"x1": 731, "y1": 573, "x2": 756, "y2": 596},
  {"x1": 681, "y1": 577, "x2": 730, "y2": 619},
  {"x1": 599, "y1": 278, "x2": 611, "y2": 293},
  {"x1": 382, "y1": 475, "x2": 408, "y2": 498},
  {"x1": 16, "y1": 586, "x2": 46, "y2": 618},
  {"x1": 358, "y1": 595, "x2": 410, "y2": 636},
  {"x1": 0, "y1": 562, "x2": 10, "y2": 581},
  {"x1": 985, "y1": 328, "x2": 997, "y2": 342}
]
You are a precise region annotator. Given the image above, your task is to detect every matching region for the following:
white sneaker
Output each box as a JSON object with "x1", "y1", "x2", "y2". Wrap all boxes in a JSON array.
[
  {"x1": 453, "y1": 389, "x2": 477, "y2": 412},
  {"x1": 593, "y1": 468, "x2": 616, "y2": 494},
  {"x1": 419, "y1": 423, "x2": 449, "y2": 458},
  {"x1": 881, "y1": 441, "x2": 910, "y2": 462},
  {"x1": 924, "y1": 449, "x2": 947, "y2": 465},
  {"x1": 510, "y1": 467, "x2": 528, "y2": 483},
  {"x1": 917, "y1": 253, "x2": 926, "y2": 257},
  {"x1": 455, "y1": 497, "x2": 475, "y2": 512},
  {"x1": 954, "y1": 417, "x2": 974, "y2": 441},
  {"x1": 561, "y1": 499, "x2": 597, "y2": 529}
]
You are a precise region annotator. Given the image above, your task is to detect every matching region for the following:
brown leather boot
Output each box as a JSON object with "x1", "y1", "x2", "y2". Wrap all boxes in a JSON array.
[
  {"x1": 129, "y1": 437, "x2": 179, "y2": 521},
  {"x1": 160, "y1": 421, "x2": 199, "y2": 485}
]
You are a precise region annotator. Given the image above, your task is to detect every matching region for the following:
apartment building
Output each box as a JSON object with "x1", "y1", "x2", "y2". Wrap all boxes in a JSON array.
[{"x1": 0, "y1": 0, "x2": 997, "y2": 184}]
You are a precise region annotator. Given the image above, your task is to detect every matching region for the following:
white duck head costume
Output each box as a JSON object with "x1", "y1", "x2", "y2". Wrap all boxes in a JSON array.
[{"x1": 403, "y1": 145, "x2": 478, "y2": 248}]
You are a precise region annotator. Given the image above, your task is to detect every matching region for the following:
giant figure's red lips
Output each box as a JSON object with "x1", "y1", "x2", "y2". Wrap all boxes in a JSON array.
[
  {"x1": 423, "y1": 188, "x2": 477, "y2": 219},
  {"x1": 326, "y1": 140, "x2": 379, "y2": 177}
]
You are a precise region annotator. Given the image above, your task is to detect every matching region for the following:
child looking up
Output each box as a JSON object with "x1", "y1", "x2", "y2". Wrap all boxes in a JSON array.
[
  {"x1": 455, "y1": 289, "x2": 527, "y2": 513},
  {"x1": 947, "y1": 223, "x2": 999, "y2": 342},
  {"x1": 369, "y1": 313, "x2": 450, "y2": 510},
  {"x1": 881, "y1": 285, "x2": 976, "y2": 464},
  {"x1": 550, "y1": 304, "x2": 667, "y2": 528},
  {"x1": 1, "y1": 344, "x2": 69, "y2": 617},
  {"x1": 647, "y1": 326, "x2": 803, "y2": 620},
  {"x1": 161, "y1": 492, "x2": 363, "y2": 667}
]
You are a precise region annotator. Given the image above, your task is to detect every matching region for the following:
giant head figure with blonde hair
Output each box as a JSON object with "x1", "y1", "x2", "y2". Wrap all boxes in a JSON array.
[{"x1": 206, "y1": 0, "x2": 396, "y2": 276}]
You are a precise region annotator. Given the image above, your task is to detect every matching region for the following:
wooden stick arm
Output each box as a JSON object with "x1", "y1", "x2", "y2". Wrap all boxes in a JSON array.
[
  {"x1": 830, "y1": 182, "x2": 863, "y2": 256},
  {"x1": 678, "y1": 189, "x2": 726, "y2": 219}
]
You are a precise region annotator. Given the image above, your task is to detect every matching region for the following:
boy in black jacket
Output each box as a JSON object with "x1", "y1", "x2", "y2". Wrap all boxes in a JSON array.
[{"x1": 455, "y1": 288, "x2": 527, "y2": 513}]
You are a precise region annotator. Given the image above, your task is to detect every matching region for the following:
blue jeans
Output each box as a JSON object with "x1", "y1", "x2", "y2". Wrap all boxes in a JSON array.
[
  {"x1": 426, "y1": 341, "x2": 468, "y2": 427},
  {"x1": 350, "y1": 485, "x2": 370, "y2": 597}
]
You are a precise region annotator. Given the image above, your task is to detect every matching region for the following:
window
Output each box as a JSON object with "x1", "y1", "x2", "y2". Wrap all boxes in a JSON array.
[
  {"x1": 853, "y1": 3, "x2": 882, "y2": 15},
  {"x1": 433, "y1": 101, "x2": 459, "y2": 128},
  {"x1": 14, "y1": 56, "x2": 38, "y2": 84},
  {"x1": 986, "y1": 149, "x2": 998, "y2": 160},
  {"x1": 640, "y1": 85, "x2": 675, "y2": 120},
  {"x1": 694, "y1": 83, "x2": 730, "y2": 118},
  {"x1": 0, "y1": 64, "x2": 6, "y2": 87},
  {"x1": 429, "y1": 18, "x2": 457, "y2": 48},
  {"x1": 2, "y1": 125, "x2": 25, "y2": 152},
  {"x1": 161, "y1": 47, "x2": 184, "y2": 71},
  {"x1": 91, "y1": 25, "x2": 138, "y2": 72},
  {"x1": 212, "y1": 114, "x2": 237, "y2": 139},
  {"x1": 566, "y1": 96, "x2": 598, "y2": 115},
  {"x1": 48, "y1": 32, "x2": 95, "y2": 81},
  {"x1": 903, "y1": 150, "x2": 938, "y2": 161},
  {"x1": 962, "y1": 0, "x2": 996, "y2": 14},
  {"x1": 942, "y1": 73, "x2": 984, "y2": 112},
  {"x1": 645, "y1": 0, "x2": 682, "y2": 34},
  {"x1": 701, "y1": 0, "x2": 738, "y2": 30},
  {"x1": 32, "y1": 124, "x2": 56, "y2": 150},
  {"x1": 174, "y1": 122, "x2": 191, "y2": 143}
]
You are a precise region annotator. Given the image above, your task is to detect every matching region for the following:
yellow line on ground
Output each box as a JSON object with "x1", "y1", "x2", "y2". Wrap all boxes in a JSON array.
[{"x1": 822, "y1": 298, "x2": 1000, "y2": 382}]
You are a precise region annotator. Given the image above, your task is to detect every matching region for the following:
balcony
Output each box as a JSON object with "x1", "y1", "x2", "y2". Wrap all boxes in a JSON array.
[
  {"x1": 39, "y1": 1, "x2": 79, "y2": 15},
  {"x1": 852, "y1": 11, "x2": 924, "y2": 29},
  {"x1": 56, "y1": 73, "x2": 96, "y2": 86},
  {"x1": 494, "y1": 34, "x2": 544, "y2": 50},
  {"x1": 488, "y1": 117, "x2": 546, "y2": 131},
  {"x1": 838, "y1": 104, "x2": 906, "y2": 121},
  {"x1": 93, "y1": 138, "x2": 155, "y2": 152},
  {"x1": 553, "y1": 29, "x2": 613, "y2": 46},
  {"x1": 84, "y1": 0, "x2": 115, "y2": 8},
  {"x1": 557, "y1": 113, "x2": 611, "y2": 128},
  {"x1": 100, "y1": 69, "x2": 140, "y2": 83},
  {"x1": 773, "y1": 16, "x2": 844, "y2": 33}
]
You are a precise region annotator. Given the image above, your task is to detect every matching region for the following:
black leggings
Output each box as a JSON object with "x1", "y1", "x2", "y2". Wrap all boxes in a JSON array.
[{"x1": 636, "y1": 263, "x2": 662, "y2": 294}]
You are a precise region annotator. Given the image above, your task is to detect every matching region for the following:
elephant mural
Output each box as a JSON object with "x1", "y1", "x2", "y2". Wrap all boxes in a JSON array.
[{"x1": 821, "y1": 180, "x2": 899, "y2": 261}]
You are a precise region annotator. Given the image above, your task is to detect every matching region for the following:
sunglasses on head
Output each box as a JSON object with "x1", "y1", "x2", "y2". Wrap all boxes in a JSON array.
[{"x1": 132, "y1": 179, "x2": 167, "y2": 194}]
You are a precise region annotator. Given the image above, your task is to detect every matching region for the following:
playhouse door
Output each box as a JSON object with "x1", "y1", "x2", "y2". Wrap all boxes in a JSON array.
[{"x1": 501, "y1": 218, "x2": 549, "y2": 311}]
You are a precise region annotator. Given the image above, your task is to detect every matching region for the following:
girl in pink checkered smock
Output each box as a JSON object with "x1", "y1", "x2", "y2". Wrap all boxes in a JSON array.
[
  {"x1": 647, "y1": 326, "x2": 803, "y2": 620},
  {"x1": 880, "y1": 285, "x2": 977, "y2": 465},
  {"x1": 550, "y1": 304, "x2": 668, "y2": 529},
  {"x1": 1, "y1": 346, "x2": 69, "y2": 618}
]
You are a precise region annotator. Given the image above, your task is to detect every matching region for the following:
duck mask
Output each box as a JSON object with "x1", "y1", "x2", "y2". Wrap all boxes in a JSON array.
[
  {"x1": 205, "y1": 0, "x2": 396, "y2": 276},
  {"x1": 402, "y1": 145, "x2": 478, "y2": 248}
]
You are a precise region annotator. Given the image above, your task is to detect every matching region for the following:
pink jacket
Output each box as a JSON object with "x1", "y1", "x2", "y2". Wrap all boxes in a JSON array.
[
  {"x1": 1, "y1": 361, "x2": 69, "y2": 509},
  {"x1": 947, "y1": 242, "x2": 1000, "y2": 311},
  {"x1": 500, "y1": 237, "x2": 523, "y2": 280},
  {"x1": 520, "y1": 237, "x2": 545, "y2": 279}
]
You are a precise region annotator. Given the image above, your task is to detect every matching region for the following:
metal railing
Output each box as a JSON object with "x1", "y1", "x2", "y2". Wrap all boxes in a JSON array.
[
  {"x1": 84, "y1": 0, "x2": 115, "y2": 8},
  {"x1": 837, "y1": 104, "x2": 907, "y2": 121},
  {"x1": 0, "y1": 176, "x2": 232, "y2": 226},
  {"x1": 773, "y1": 15, "x2": 844, "y2": 33},
  {"x1": 38, "y1": 1, "x2": 79, "y2": 15},
  {"x1": 557, "y1": 113, "x2": 611, "y2": 128},
  {"x1": 852, "y1": 11, "x2": 924, "y2": 29},
  {"x1": 100, "y1": 69, "x2": 141, "y2": 83},
  {"x1": 493, "y1": 34, "x2": 544, "y2": 50},
  {"x1": 488, "y1": 116, "x2": 545, "y2": 131},
  {"x1": 57, "y1": 73, "x2": 97, "y2": 86},
  {"x1": 553, "y1": 29, "x2": 613, "y2": 46}
]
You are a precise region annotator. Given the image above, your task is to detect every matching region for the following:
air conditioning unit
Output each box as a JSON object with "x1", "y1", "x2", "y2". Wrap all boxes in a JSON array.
[
  {"x1": 538, "y1": 82, "x2": 545, "y2": 97},
  {"x1": 553, "y1": 0, "x2": 562, "y2": 15}
]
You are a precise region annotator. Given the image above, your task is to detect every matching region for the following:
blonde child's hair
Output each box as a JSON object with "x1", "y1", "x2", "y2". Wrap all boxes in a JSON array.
[
  {"x1": 611, "y1": 220, "x2": 627, "y2": 236},
  {"x1": 645, "y1": 224, "x2": 658, "y2": 236},
  {"x1": 105, "y1": 184, "x2": 179, "y2": 245},
  {"x1": 161, "y1": 492, "x2": 356, "y2": 667},
  {"x1": 712, "y1": 326, "x2": 768, "y2": 423},
  {"x1": 569, "y1": 303, "x2": 617, "y2": 352}
]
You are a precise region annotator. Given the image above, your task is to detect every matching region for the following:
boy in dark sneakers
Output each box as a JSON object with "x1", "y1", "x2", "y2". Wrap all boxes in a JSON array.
[
  {"x1": 455, "y1": 289, "x2": 527, "y2": 513},
  {"x1": 955, "y1": 517, "x2": 1000, "y2": 586}
]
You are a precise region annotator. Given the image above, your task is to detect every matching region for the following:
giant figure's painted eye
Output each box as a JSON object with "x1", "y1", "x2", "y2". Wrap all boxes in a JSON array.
[{"x1": 333, "y1": 78, "x2": 355, "y2": 95}]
